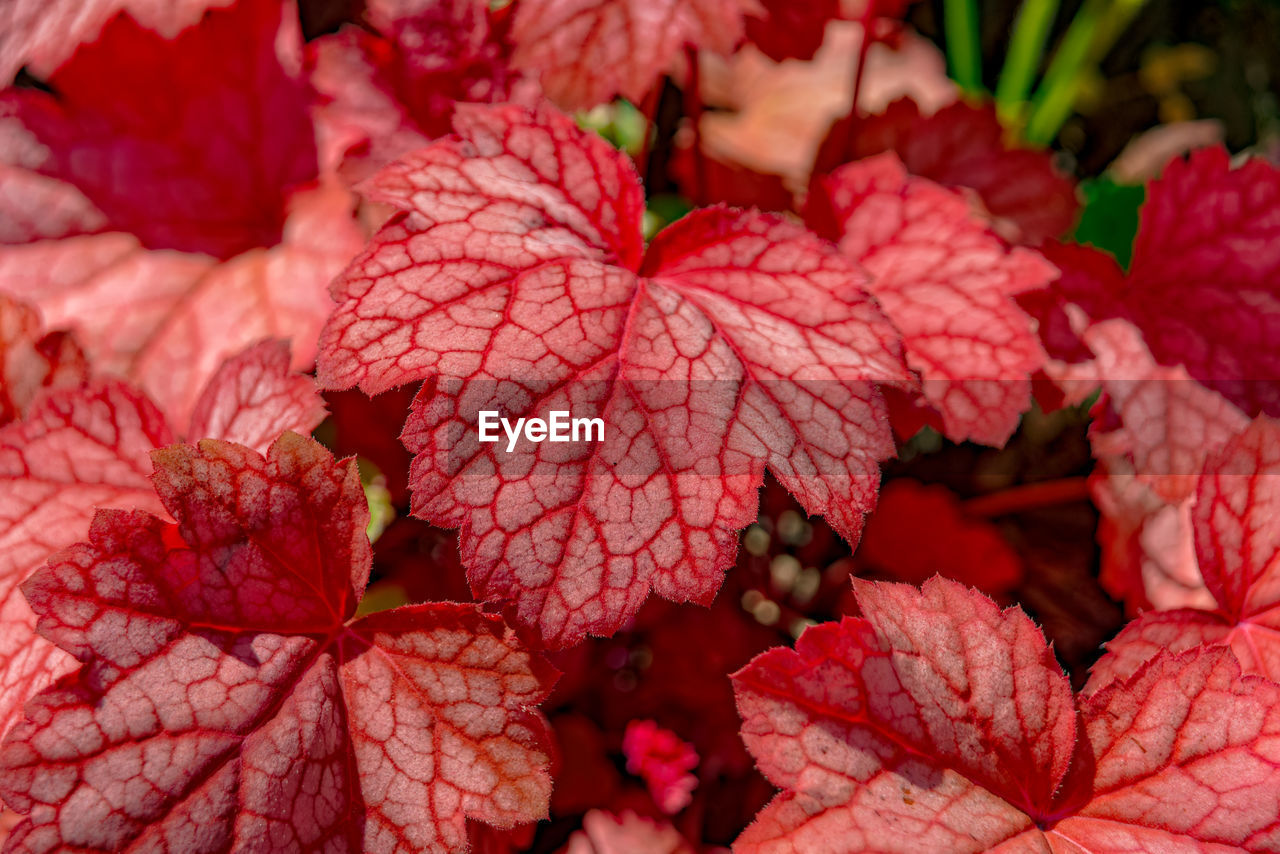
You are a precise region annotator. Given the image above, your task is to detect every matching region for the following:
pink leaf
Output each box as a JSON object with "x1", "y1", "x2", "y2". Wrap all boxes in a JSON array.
[
  {"x1": 733, "y1": 577, "x2": 1280, "y2": 852},
  {"x1": 0, "y1": 117, "x2": 104, "y2": 244},
  {"x1": 125, "y1": 183, "x2": 362, "y2": 428},
  {"x1": 1193, "y1": 417, "x2": 1280, "y2": 620},
  {"x1": 1080, "y1": 319, "x2": 1250, "y2": 612},
  {"x1": 0, "y1": 188, "x2": 362, "y2": 432},
  {"x1": 510, "y1": 0, "x2": 758, "y2": 110},
  {"x1": 1085, "y1": 609, "x2": 1234, "y2": 693},
  {"x1": 186, "y1": 339, "x2": 327, "y2": 453},
  {"x1": 319, "y1": 104, "x2": 908, "y2": 647},
  {"x1": 0, "y1": 434, "x2": 555, "y2": 852},
  {"x1": 0, "y1": 234, "x2": 216, "y2": 381},
  {"x1": 809, "y1": 153, "x2": 1053, "y2": 444},
  {"x1": 0, "y1": 382, "x2": 172, "y2": 741},
  {"x1": 564, "y1": 810, "x2": 697, "y2": 854},
  {"x1": 1093, "y1": 415, "x2": 1280, "y2": 688}
]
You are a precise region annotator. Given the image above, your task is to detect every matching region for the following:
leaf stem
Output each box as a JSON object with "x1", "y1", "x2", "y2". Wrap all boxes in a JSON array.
[
  {"x1": 995, "y1": 0, "x2": 1061, "y2": 125},
  {"x1": 943, "y1": 0, "x2": 984, "y2": 94},
  {"x1": 842, "y1": 1, "x2": 877, "y2": 156},
  {"x1": 683, "y1": 45, "x2": 706, "y2": 203},
  {"x1": 963, "y1": 477, "x2": 1091, "y2": 517},
  {"x1": 636, "y1": 84, "x2": 662, "y2": 181}
]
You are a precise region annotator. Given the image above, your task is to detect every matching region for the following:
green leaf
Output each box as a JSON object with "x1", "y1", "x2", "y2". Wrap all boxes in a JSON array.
[{"x1": 1072, "y1": 178, "x2": 1144, "y2": 269}]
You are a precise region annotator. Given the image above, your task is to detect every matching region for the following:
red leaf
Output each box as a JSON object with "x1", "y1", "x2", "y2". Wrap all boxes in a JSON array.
[
  {"x1": 364, "y1": 0, "x2": 527, "y2": 138},
  {"x1": 1035, "y1": 148, "x2": 1280, "y2": 416},
  {"x1": 1085, "y1": 609, "x2": 1235, "y2": 694},
  {"x1": 308, "y1": 0, "x2": 532, "y2": 182},
  {"x1": 318, "y1": 103, "x2": 908, "y2": 647},
  {"x1": 1093, "y1": 416, "x2": 1280, "y2": 688},
  {"x1": 2, "y1": 0, "x2": 317, "y2": 259},
  {"x1": 1090, "y1": 471, "x2": 1215, "y2": 613},
  {"x1": 817, "y1": 98, "x2": 1080, "y2": 244},
  {"x1": 856, "y1": 480, "x2": 1022, "y2": 593},
  {"x1": 810, "y1": 153, "x2": 1053, "y2": 444},
  {"x1": 733, "y1": 577, "x2": 1280, "y2": 852},
  {"x1": 0, "y1": 346, "x2": 322, "y2": 744},
  {"x1": 471, "y1": 822, "x2": 539, "y2": 854},
  {"x1": 0, "y1": 382, "x2": 172, "y2": 741},
  {"x1": 0, "y1": 434, "x2": 555, "y2": 852},
  {"x1": 563, "y1": 810, "x2": 697, "y2": 854},
  {"x1": 1123, "y1": 149, "x2": 1280, "y2": 415},
  {"x1": 186, "y1": 339, "x2": 328, "y2": 452},
  {"x1": 622, "y1": 720, "x2": 699, "y2": 814},
  {"x1": 670, "y1": 146, "x2": 794, "y2": 212},
  {"x1": 743, "y1": 0, "x2": 840, "y2": 63},
  {"x1": 0, "y1": 295, "x2": 88, "y2": 426},
  {"x1": 0, "y1": 0, "x2": 232, "y2": 80},
  {"x1": 510, "y1": 0, "x2": 755, "y2": 109},
  {"x1": 1016, "y1": 241, "x2": 1125, "y2": 366}
]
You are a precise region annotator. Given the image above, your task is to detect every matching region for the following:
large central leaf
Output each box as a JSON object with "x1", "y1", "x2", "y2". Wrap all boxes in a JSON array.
[{"x1": 318, "y1": 104, "x2": 909, "y2": 647}]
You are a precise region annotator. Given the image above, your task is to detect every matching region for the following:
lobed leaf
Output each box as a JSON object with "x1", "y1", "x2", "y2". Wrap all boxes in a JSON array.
[
  {"x1": 185, "y1": 339, "x2": 329, "y2": 452},
  {"x1": 0, "y1": 382, "x2": 171, "y2": 741},
  {"x1": 810, "y1": 153, "x2": 1052, "y2": 445},
  {"x1": 1081, "y1": 319, "x2": 1249, "y2": 612},
  {"x1": 319, "y1": 103, "x2": 909, "y2": 647},
  {"x1": 0, "y1": 435, "x2": 555, "y2": 853},
  {"x1": 733, "y1": 577, "x2": 1280, "y2": 852},
  {"x1": 0, "y1": 344, "x2": 324, "y2": 745},
  {"x1": 510, "y1": 0, "x2": 759, "y2": 110}
]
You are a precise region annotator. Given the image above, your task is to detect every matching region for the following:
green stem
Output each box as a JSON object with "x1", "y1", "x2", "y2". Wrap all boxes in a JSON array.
[
  {"x1": 995, "y1": 0, "x2": 1061, "y2": 124},
  {"x1": 1024, "y1": 0, "x2": 1148, "y2": 144},
  {"x1": 944, "y1": 0, "x2": 984, "y2": 94}
]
